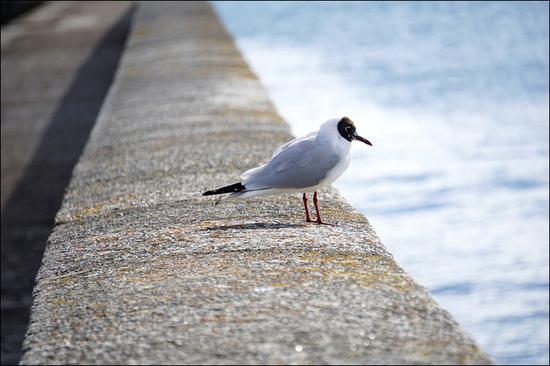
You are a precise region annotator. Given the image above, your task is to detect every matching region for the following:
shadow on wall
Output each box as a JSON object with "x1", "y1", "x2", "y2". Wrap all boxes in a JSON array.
[{"x1": 0, "y1": 7, "x2": 134, "y2": 365}]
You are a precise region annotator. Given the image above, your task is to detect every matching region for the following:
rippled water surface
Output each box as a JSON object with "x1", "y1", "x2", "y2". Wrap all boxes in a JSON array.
[{"x1": 214, "y1": 2, "x2": 549, "y2": 364}]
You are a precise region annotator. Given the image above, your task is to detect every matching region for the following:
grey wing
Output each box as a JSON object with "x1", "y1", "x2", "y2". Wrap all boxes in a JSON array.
[
  {"x1": 244, "y1": 139, "x2": 341, "y2": 190},
  {"x1": 270, "y1": 131, "x2": 317, "y2": 158},
  {"x1": 240, "y1": 131, "x2": 317, "y2": 183}
]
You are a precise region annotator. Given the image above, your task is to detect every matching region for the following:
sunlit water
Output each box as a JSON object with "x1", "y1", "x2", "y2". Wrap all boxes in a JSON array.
[{"x1": 213, "y1": 2, "x2": 549, "y2": 364}]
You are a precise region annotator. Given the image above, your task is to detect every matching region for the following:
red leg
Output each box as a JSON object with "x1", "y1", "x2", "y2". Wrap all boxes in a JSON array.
[
  {"x1": 313, "y1": 191, "x2": 325, "y2": 225},
  {"x1": 303, "y1": 193, "x2": 313, "y2": 222}
]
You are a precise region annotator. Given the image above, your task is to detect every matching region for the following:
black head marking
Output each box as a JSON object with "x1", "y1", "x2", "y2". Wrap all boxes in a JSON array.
[{"x1": 337, "y1": 116, "x2": 356, "y2": 142}]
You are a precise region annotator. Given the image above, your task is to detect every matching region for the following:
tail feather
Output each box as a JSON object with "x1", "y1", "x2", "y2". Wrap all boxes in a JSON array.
[{"x1": 202, "y1": 182, "x2": 246, "y2": 196}]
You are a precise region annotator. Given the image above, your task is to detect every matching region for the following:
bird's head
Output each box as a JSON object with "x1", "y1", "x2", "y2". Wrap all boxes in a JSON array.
[{"x1": 337, "y1": 116, "x2": 372, "y2": 146}]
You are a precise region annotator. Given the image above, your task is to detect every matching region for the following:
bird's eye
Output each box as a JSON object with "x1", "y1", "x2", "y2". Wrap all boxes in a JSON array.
[{"x1": 345, "y1": 126, "x2": 352, "y2": 133}]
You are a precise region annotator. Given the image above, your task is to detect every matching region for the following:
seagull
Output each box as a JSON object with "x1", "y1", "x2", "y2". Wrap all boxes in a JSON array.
[{"x1": 202, "y1": 116, "x2": 372, "y2": 224}]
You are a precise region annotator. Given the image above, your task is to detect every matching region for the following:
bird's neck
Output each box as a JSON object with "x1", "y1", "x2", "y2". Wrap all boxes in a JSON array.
[{"x1": 317, "y1": 131, "x2": 351, "y2": 154}]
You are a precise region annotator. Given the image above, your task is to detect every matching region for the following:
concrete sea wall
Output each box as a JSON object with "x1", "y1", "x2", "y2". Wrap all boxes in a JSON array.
[
  {"x1": 20, "y1": 2, "x2": 491, "y2": 364},
  {"x1": 1, "y1": 2, "x2": 132, "y2": 363}
]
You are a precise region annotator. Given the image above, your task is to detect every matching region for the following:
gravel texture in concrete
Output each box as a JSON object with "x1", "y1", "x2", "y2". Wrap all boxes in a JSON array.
[{"x1": 20, "y1": 1, "x2": 491, "y2": 364}]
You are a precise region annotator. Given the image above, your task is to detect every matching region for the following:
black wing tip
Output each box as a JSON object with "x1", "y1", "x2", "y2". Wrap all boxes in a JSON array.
[{"x1": 202, "y1": 182, "x2": 245, "y2": 196}]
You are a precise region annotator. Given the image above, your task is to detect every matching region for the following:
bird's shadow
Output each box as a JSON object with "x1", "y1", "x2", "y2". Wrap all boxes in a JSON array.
[{"x1": 200, "y1": 222, "x2": 307, "y2": 231}]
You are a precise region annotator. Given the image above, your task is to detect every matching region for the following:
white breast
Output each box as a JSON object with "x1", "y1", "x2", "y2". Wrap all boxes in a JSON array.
[
  {"x1": 304, "y1": 135, "x2": 352, "y2": 191},
  {"x1": 319, "y1": 150, "x2": 351, "y2": 186}
]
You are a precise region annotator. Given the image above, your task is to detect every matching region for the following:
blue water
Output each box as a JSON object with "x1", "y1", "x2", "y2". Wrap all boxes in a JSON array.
[{"x1": 213, "y1": 2, "x2": 550, "y2": 364}]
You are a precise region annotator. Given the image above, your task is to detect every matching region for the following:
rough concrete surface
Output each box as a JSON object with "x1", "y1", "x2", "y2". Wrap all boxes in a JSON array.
[
  {"x1": 20, "y1": 1, "x2": 492, "y2": 364},
  {"x1": 1, "y1": 2, "x2": 132, "y2": 364}
]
